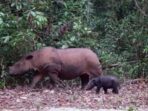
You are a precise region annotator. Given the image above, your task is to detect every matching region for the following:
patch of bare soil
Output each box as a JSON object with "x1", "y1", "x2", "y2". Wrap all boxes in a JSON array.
[{"x1": 0, "y1": 81, "x2": 147, "y2": 111}]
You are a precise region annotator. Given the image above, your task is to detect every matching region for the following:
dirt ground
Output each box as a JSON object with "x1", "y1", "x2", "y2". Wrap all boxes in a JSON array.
[{"x1": 0, "y1": 80, "x2": 148, "y2": 111}]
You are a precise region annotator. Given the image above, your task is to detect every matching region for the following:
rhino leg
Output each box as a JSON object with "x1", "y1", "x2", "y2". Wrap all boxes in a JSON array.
[
  {"x1": 31, "y1": 73, "x2": 43, "y2": 88},
  {"x1": 49, "y1": 73, "x2": 64, "y2": 88},
  {"x1": 80, "y1": 74, "x2": 89, "y2": 89},
  {"x1": 43, "y1": 63, "x2": 63, "y2": 88},
  {"x1": 96, "y1": 86, "x2": 101, "y2": 94},
  {"x1": 112, "y1": 83, "x2": 119, "y2": 94},
  {"x1": 103, "y1": 87, "x2": 108, "y2": 94}
]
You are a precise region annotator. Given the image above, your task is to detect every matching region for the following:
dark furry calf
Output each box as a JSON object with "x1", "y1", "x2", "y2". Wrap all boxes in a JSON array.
[{"x1": 85, "y1": 75, "x2": 120, "y2": 94}]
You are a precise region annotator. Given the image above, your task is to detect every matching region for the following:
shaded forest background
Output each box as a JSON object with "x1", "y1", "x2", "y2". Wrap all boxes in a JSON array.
[{"x1": 0, "y1": 0, "x2": 148, "y2": 88}]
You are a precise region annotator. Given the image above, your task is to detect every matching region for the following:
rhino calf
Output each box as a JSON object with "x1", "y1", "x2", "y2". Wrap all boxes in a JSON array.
[{"x1": 85, "y1": 75, "x2": 120, "y2": 94}]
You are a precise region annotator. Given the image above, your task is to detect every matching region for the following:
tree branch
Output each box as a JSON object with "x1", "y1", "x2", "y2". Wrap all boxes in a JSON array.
[{"x1": 134, "y1": 0, "x2": 148, "y2": 17}]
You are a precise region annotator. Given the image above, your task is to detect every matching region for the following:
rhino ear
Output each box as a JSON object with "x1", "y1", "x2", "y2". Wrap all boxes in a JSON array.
[{"x1": 25, "y1": 55, "x2": 33, "y2": 60}]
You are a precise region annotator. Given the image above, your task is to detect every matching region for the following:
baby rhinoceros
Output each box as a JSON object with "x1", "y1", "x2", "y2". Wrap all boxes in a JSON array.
[{"x1": 85, "y1": 75, "x2": 120, "y2": 94}]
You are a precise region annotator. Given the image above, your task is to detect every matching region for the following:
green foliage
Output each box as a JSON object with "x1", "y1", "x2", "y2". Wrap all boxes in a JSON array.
[
  {"x1": 0, "y1": 0, "x2": 148, "y2": 88},
  {"x1": 127, "y1": 107, "x2": 138, "y2": 111},
  {"x1": 92, "y1": 0, "x2": 148, "y2": 78}
]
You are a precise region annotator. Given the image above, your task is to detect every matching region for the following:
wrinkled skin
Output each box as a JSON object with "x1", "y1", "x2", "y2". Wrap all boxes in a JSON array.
[
  {"x1": 85, "y1": 75, "x2": 120, "y2": 94},
  {"x1": 9, "y1": 47, "x2": 102, "y2": 88}
]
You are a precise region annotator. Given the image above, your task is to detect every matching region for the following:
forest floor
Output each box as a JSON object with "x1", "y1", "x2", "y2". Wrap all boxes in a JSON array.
[{"x1": 0, "y1": 80, "x2": 148, "y2": 111}]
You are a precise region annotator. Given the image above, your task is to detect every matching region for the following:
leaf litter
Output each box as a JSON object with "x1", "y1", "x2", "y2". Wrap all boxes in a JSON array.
[{"x1": 0, "y1": 80, "x2": 147, "y2": 111}]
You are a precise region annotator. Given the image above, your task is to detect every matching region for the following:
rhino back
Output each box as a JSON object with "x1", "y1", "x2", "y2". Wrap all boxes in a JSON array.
[
  {"x1": 57, "y1": 48, "x2": 102, "y2": 79},
  {"x1": 100, "y1": 76, "x2": 119, "y2": 87},
  {"x1": 30, "y1": 47, "x2": 60, "y2": 68}
]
